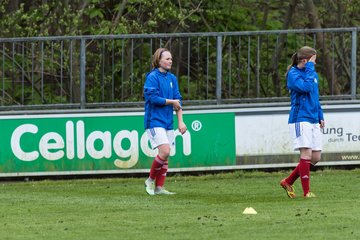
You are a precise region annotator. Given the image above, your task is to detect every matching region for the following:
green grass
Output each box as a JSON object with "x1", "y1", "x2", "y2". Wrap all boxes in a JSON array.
[{"x1": 1, "y1": 169, "x2": 360, "y2": 240}]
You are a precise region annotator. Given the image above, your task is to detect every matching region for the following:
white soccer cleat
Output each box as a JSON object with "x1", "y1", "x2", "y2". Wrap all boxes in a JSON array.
[
  {"x1": 304, "y1": 192, "x2": 316, "y2": 198},
  {"x1": 154, "y1": 187, "x2": 176, "y2": 195},
  {"x1": 145, "y1": 178, "x2": 155, "y2": 195}
]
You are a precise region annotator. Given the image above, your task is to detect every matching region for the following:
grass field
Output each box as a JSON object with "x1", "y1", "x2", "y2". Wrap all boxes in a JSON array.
[{"x1": 0, "y1": 168, "x2": 359, "y2": 240}]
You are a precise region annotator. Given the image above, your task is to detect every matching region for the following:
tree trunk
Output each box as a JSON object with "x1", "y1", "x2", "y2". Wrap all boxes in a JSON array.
[
  {"x1": 113, "y1": 0, "x2": 128, "y2": 27},
  {"x1": 260, "y1": 0, "x2": 269, "y2": 30},
  {"x1": 7, "y1": 0, "x2": 19, "y2": 12},
  {"x1": 270, "y1": 0, "x2": 297, "y2": 97},
  {"x1": 304, "y1": 0, "x2": 340, "y2": 95}
]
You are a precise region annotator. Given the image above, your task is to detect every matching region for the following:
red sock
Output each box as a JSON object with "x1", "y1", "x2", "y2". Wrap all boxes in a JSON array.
[
  {"x1": 155, "y1": 162, "x2": 168, "y2": 188},
  {"x1": 298, "y1": 158, "x2": 311, "y2": 196},
  {"x1": 149, "y1": 155, "x2": 165, "y2": 180},
  {"x1": 285, "y1": 164, "x2": 300, "y2": 185}
]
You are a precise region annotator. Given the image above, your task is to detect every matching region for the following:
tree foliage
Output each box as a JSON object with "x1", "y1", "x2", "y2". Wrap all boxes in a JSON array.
[
  {"x1": 1, "y1": 0, "x2": 358, "y2": 37},
  {"x1": 0, "y1": 0, "x2": 358, "y2": 107}
]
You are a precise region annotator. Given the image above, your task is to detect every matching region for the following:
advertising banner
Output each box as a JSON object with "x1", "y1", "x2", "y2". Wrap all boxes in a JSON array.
[
  {"x1": 0, "y1": 112, "x2": 235, "y2": 176},
  {"x1": 1, "y1": 104, "x2": 359, "y2": 177},
  {"x1": 235, "y1": 106, "x2": 360, "y2": 166}
]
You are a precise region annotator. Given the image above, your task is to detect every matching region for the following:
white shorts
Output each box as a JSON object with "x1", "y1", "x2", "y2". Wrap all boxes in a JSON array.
[
  {"x1": 146, "y1": 127, "x2": 175, "y2": 149},
  {"x1": 289, "y1": 122, "x2": 322, "y2": 151}
]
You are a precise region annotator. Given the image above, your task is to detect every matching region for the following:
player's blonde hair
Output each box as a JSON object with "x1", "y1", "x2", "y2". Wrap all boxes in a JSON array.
[{"x1": 152, "y1": 48, "x2": 170, "y2": 69}]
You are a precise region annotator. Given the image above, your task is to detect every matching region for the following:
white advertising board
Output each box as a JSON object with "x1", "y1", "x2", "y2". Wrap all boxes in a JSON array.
[{"x1": 235, "y1": 105, "x2": 360, "y2": 166}]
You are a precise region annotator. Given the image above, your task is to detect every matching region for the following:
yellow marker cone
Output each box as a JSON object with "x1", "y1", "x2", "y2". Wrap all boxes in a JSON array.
[{"x1": 242, "y1": 207, "x2": 257, "y2": 214}]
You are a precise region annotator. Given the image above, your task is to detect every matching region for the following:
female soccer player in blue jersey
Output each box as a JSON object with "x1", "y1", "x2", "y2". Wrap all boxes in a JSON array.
[
  {"x1": 280, "y1": 46, "x2": 325, "y2": 198},
  {"x1": 143, "y1": 48, "x2": 187, "y2": 195}
]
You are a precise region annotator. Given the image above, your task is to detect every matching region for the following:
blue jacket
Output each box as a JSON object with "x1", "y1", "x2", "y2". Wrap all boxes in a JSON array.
[
  {"x1": 143, "y1": 68, "x2": 182, "y2": 130},
  {"x1": 287, "y1": 62, "x2": 324, "y2": 124}
]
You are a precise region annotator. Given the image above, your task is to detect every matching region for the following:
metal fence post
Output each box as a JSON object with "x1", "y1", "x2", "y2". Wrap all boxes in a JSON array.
[
  {"x1": 216, "y1": 35, "x2": 222, "y2": 104},
  {"x1": 351, "y1": 30, "x2": 357, "y2": 99},
  {"x1": 80, "y1": 38, "x2": 86, "y2": 109}
]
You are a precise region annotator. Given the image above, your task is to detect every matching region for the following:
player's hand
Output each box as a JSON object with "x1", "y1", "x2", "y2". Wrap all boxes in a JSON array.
[
  {"x1": 178, "y1": 122, "x2": 187, "y2": 134},
  {"x1": 309, "y1": 54, "x2": 317, "y2": 64},
  {"x1": 172, "y1": 99, "x2": 181, "y2": 111},
  {"x1": 320, "y1": 120, "x2": 325, "y2": 128}
]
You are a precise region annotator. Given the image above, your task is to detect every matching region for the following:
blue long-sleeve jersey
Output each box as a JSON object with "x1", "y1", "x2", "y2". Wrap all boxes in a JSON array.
[
  {"x1": 287, "y1": 62, "x2": 324, "y2": 124},
  {"x1": 143, "y1": 68, "x2": 182, "y2": 130}
]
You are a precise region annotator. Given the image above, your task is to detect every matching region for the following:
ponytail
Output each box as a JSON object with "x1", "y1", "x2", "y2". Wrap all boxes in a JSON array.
[
  {"x1": 286, "y1": 46, "x2": 317, "y2": 77},
  {"x1": 285, "y1": 52, "x2": 298, "y2": 77}
]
